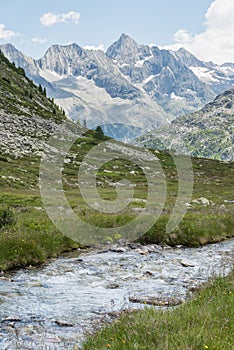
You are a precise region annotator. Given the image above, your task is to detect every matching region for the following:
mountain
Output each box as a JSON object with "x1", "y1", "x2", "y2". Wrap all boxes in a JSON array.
[
  {"x1": 0, "y1": 49, "x2": 75, "y2": 157},
  {"x1": 170, "y1": 48, "x2": 234, "y2": 95},
  {"x1": 106, "y1": 34, "x2": 215, "y2": 116},
  {"x1": 0, "y1": 42, "x2": 169, "y2": 141},
  {"x1": 135, "y1": 88, "x2": 234, "y2": 161},
  {"x1": 1, "y1": 34, "x2": 234, "y2": 141}
]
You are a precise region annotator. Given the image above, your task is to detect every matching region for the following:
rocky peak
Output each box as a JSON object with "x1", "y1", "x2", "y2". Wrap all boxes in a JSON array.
[
  {"x1": 171, "y1": 47, "x2": 206, "y2": 68},
  {"x1": 106, "y1": 33, "x2": 146, "y2": 65},
  {"x1": 203, "y1": 88, "x2": 234, "y2": 114},
  {"x1": 38, "y1": 43, "x2": 86, "y2": 75},
  {"x1": 0, "y1": 43, "x2": 37, "y2": 75}
]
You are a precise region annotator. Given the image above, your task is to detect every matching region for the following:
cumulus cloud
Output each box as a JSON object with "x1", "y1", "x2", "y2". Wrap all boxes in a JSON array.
[
  {"x1": 32, "y1": 37, "x2": 47, "y2": 44},
  {"x1": 0, "y1": 24, "x2": 18, "y2": 40},
  {"x1": 84, "y1": 44, "x2": 105, "y2": 51},
  {"x1": 40, "y1": 11, "x2": 80, "y2": 27},
  {"x1": 161, "y1": 0, "x2": 234, "y2": 64},
  {"x1": 173, "y1": 29, "x2": 193, "y2": 45}
]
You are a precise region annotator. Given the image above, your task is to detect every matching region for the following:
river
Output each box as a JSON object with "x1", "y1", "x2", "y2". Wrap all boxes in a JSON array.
[{"x1": 0, "y1": 239, "x2": 234, "y2": 349}]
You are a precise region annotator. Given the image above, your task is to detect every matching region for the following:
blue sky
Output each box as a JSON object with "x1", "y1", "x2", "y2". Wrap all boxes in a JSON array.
[{"x1": 0, "y1": 0, "x2": 233, "y2": 63}]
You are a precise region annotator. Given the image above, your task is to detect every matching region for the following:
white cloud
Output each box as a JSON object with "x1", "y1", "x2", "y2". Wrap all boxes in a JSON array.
[
  {"x1": 161, "y1": 0, "x2": 234, "y2": 64},
  {"x1": 84, "y1": 44, "x2": 105, "y2": 51},
  {"x1": 173, "y1": 29, "x2": 193, "y2": 45},
  {"x1": 32, "y1": 37, "x2": 47, "y2": 44},
  {"x1": 40, "y1": 11, "x2": 80, "y2": 27},
  {"x1": 0, "y1": 24, "x2": 18, "y2": 40}
]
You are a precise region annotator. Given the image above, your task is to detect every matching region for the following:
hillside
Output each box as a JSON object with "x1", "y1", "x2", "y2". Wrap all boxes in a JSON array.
[
  {"x1": 135, "y1": 88, "x2": 234, "y2": 161},
  {"x1": 0, "y1": 50, "x2": 76, "y2": 157}
]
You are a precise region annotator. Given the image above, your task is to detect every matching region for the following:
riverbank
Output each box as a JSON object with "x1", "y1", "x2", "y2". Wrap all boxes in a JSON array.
[
  {"x1": 0, "y1": 201, "x2": 80, "y2": 271},
  {"x1": 0, "y1": 192, "x2": 233, "y2": 272},
  {"x1": 83, "y1": 270, "x2": 234, "y2": 350}
]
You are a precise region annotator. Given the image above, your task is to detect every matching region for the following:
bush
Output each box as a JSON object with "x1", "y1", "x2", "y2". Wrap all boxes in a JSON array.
[{"x1": 0, "y1": 207, "x2": 16, "y2": 229}]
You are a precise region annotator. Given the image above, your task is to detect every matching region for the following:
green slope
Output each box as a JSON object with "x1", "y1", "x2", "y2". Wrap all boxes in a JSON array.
[
  {"x1": 0, "y1": 49, "x2": 65, "y2": 121},
  {"x1": 135, "y1": 88, "x2": 234, "y2": 161}
]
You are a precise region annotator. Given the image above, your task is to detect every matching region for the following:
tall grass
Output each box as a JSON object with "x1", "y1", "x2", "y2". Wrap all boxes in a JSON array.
[{"x1": 0, "y1": 206, "x2": 79, "y2": 271}]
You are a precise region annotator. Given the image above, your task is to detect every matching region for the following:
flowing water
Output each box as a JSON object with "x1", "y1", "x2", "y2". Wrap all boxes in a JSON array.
[{"x1": 0, "y1": 239, "x2": 234, "y2": 349}]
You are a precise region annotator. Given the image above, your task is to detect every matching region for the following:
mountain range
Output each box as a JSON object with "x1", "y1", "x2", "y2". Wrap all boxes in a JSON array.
[
  {"x1": 1, "y1": 34, "x2": 234, "y2": 141},
  {"x1": 135, "y1": 88, "x2": 234, "y2": 161}
]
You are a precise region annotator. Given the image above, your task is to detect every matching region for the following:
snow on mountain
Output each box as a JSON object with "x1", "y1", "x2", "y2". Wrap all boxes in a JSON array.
[
  {"x1": 171, "y1": 47, "x2": 234, "y2": 95},
  {"x1": 1, "y1": 34, "x2": 233, "y2": 141},
  {"x1": 106, "y1": 34, "x2": 215, "y2": 117}
]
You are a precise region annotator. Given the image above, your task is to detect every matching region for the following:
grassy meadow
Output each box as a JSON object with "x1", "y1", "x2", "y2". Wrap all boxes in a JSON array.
[{"x1": 0, "y1": 132, "x2": 234, "y2": 271}]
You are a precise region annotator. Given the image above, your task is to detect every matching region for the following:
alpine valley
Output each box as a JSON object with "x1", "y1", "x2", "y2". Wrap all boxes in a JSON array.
[
  {"x1": 1, "y1": 32, "x2": 234, "y2": 350},
  {"x1": 1, "y1": 33, "x2": 234, "y2": 141}
]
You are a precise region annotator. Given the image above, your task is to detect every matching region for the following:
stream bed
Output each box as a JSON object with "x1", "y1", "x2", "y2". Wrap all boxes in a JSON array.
[{"x1": 0, "y1": 239, "x2": 234, "y2": 349}]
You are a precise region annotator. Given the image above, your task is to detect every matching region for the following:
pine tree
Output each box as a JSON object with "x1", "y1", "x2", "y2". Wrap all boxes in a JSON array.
[{"x1": 95, "y1": 125, "x2": 105, "y2": 139}]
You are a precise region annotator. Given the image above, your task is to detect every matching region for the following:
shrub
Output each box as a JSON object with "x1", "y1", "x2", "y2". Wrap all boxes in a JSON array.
[{"x1": 0, "y1": 207, "x2": 16, "y2": 229}]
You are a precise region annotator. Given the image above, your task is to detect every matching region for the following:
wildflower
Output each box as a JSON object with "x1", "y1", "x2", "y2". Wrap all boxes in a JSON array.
[
  {"x1": 122, "y1": 340, "x2": 126, "y2": 344},
  {"x1": 106, "y1": 344, "x2": 111, "y2": 348},
  {"x1": 204, "y1": 346, "x2": 209, "y2": 349}
]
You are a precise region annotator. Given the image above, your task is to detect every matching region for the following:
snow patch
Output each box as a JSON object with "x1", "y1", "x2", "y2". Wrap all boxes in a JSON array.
[
  {"x1": 171, "y1": 92, "x2": 184, "y2": 101},
  {"x1": 39, "y1": 69, "x2": 63, "y2": 82},
  {"x1": 189, "y1": 66, "x2": 220, "y2": 83},
  {"x1": 135, "y1": 55, "x2": 153, "y2": 67},
  {"x1": 143, "y1": 75, "x2": 155, "y2": 84}
]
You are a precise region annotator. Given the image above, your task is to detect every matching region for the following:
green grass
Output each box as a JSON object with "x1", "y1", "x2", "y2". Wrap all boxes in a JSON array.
[
  {"x1": 0, "y1": 50, "x2": 66, "y2": 122},
  {"x1": 83, "y1": 271, "x2": 234, "y2": 350},
  {"x1": 0, "y1": 204, "x2": 79, "y2": 271},
  {"x1": 139, "y1": 207, "x2": 234, "y2": 247},
  {"x1": 0, "y1": 135, "x2": 233, "y2": 270}
]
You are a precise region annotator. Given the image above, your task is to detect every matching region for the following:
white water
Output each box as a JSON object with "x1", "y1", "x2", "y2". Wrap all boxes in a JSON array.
[{"x1": 0, "y1": 239, "x2": 233, "y2": 349}]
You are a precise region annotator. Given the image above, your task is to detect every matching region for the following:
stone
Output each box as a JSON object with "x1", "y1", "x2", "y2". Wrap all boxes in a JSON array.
[
  {"x1": 144, "y1": 270, "x2": 154, "y2": 276},
  {"x1": 110, "y1": 247, "x2": 127, "y2": 253},
  {"x1": 2, "y1": 316, "x2": 21, "y2": 322},
  {"x1": 129, "y1": 296, "x2": 183, "y2": 306},
  {"x1": 179, "y1": 260, "x2": 195, "y2": 267},
  {"x1": 55, "y1": 320, "x2": 74, "y2": 327},
  {"x1": 191, "y1": 197, "x2": 211, "y2": 206},
  {"x1": 106, "y1": 283, "x2": 120, "y2": 289}
]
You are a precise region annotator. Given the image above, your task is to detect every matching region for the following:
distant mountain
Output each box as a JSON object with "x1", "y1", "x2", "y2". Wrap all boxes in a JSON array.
[
  {"x1": 170, "y1": 47, "x2": 234, "y2": 95},
  {"x1": 135, "y1": 88, "x2": 234, "y2": 161},
  {"x1": 1, "y1": 34, "x2": 234, "y2": 140},
  {"x1": 0, "y1": 42, "x2": 168, "y2": 141},
  {"x1": 106, "y1": 34, "x2": 215, "y2": 116}
]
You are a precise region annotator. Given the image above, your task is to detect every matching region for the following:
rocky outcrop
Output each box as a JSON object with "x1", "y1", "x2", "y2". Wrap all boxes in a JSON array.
[{"x1": 0, "y1": 111, "x2": 72, "y2": 157}]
